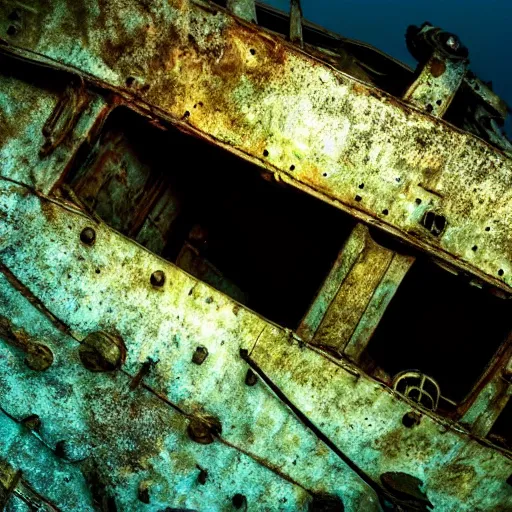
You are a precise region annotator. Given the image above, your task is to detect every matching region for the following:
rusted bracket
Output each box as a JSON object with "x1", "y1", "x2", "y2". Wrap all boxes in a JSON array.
[{"x1": 404, "y1": 24, "x2": 469, "y2": 117}]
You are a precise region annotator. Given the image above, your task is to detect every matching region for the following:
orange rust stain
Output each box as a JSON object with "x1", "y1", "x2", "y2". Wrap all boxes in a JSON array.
[
  {"x1": 430, "y1": 58, "x2": 446, "y2": 78},
  {"x1": 211, "y1": 39, "x2": 243, "y2": 80}
]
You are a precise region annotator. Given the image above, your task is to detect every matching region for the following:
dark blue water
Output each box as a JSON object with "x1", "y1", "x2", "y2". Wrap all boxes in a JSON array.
[{"x1": 265, "y1": 0, "x2": 512, "y2": 132}]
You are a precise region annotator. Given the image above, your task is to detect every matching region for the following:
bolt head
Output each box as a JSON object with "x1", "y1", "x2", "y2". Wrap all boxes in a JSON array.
[
  {"x1": 245, "y1": 369, "x2": 258, "y2": 386},
  {"x1": 25, "y1": 343, "x2": 54, "y2": 371},
  {"x1": 79, "y1": 331, "x2": 125, "y2": 372},
  {"x1": 192, "y1": 346, "x2": 208, "y2": 365},
  {"x1": 21, "y1": 414, "x2": 41, "y2": 431},
  {"x1": 150, "y1": 270, "x2": 165, "y2": 287},
  {"x1": 187, "y1": 416, "x2": 222, "y2": 444},
  {"x1": 80, "y1": 227, "x2": 96, "y2": 245}
]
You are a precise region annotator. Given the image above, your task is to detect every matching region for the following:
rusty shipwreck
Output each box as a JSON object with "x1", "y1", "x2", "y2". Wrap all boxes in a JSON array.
[{"x1": 0, "y1": 0, "x2": 511, "y2": 510}]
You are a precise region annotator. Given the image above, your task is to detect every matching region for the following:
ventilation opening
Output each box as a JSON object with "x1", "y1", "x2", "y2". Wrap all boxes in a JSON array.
[
  {"x1": 488, "y1": 399, "x2": 512, "y2": 451},
  {"x1": 361, "y1": 257, "x2": 510, "y2": 409},
  {"x1": 65, "y1": 109, "x2": 354, "y2": 328},
  {"x1": 421, "y1": 210, "x2": 446, "y2": 236}
]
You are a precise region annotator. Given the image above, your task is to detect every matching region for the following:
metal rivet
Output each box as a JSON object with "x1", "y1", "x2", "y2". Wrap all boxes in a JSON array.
[
  {"x1": 21, "y1": 414, "x2": 41, "y2": 431},
  {"x1": 79, "y1": 332, "x2": 125, "y2": 372},
  {"x1": 192, "y1": 346, "x2": 208, "y2": 365},
  {"x1": 80, "y1": 227, "x2": 96, "y2": 245},
  {"x1": 150, "y1": 270, "x2": 165, "y2": 287},
  {"x1": 25, "y1": 343, "x2": 54, "y2": 371},
  {"x1": 187, "y1": 416, "x2": 222, "y2": 445},
  {"x1": 232, "y1": 494, "x2": 247, "y2": 509},
  {"x1": 309, "y1": 493, "x2": 344, "y2": 511},
  {"x1": 245, "y1": 369, "x2": 258, "y2": 386}
]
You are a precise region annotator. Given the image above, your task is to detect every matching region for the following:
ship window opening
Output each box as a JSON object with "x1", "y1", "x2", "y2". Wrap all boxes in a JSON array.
[
  {"x1": 362, "y1": 258, "x2": 510, "y2": 406},
  {"x1": 65, "y1": 108, "x2": 355, "y2": 328},
  {"x1": 488, "y1": 399, "x2": 512, "y2": 451}
]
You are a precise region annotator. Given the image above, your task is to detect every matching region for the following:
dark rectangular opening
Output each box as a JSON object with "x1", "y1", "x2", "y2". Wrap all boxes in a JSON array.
[
  {"x1": 362, "y1": 257, "x2": 511, "y2": 408},
  {"x1": 488, "y1": 399, "x2": 512, "y2": 451},
  {"x1": 65, "y1": 108, "x2": 355, "y2": 328}
]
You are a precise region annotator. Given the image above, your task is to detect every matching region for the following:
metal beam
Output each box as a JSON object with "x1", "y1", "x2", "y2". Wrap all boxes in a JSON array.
[
  {"x1": 1, "y1": 0, "x2": 512, "y2": 292},
  {"x1": 298, "y1": 224, "x2": 414, "y2": 362}
]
